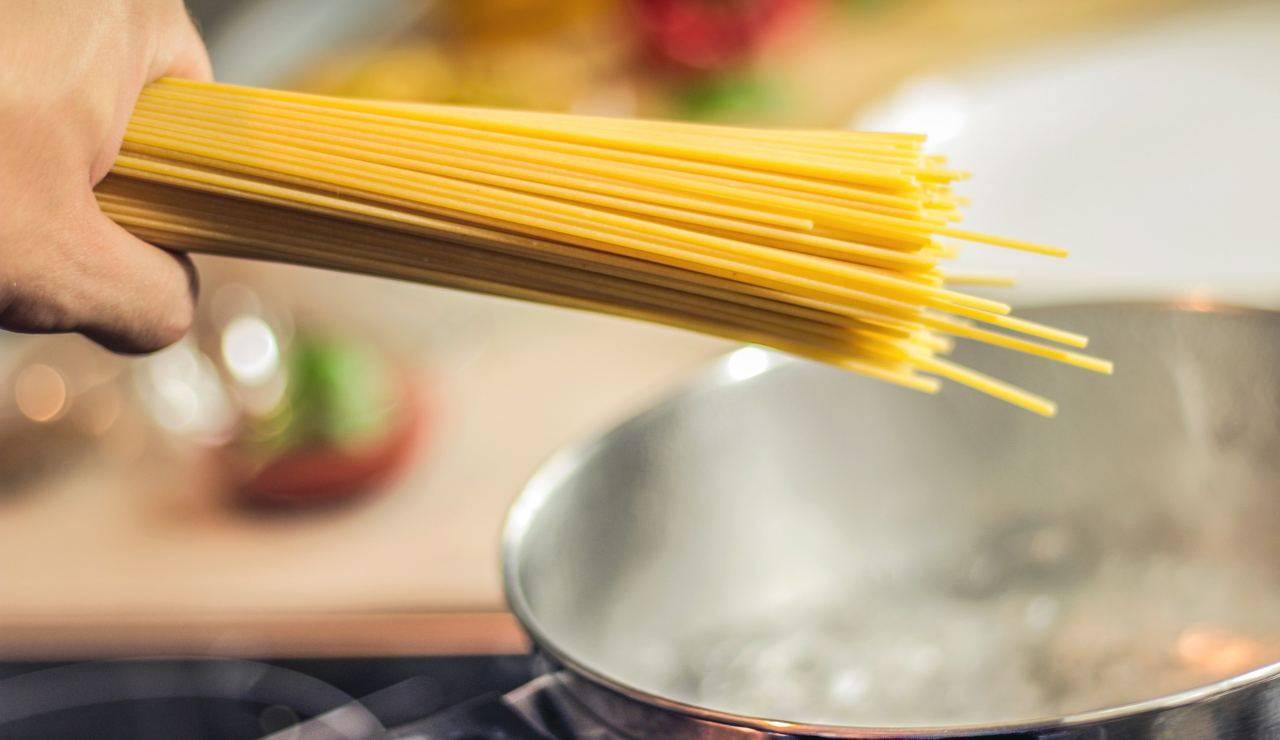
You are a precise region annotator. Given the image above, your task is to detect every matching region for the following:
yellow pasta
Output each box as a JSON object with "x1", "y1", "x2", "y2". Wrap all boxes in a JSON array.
[{"x1": 96, "y1": 78, "x2": 1111, "y2": 416}]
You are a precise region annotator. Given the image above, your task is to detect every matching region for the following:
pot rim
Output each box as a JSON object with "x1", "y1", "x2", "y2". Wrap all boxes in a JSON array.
[{"x1": 501, "y1": 299, "x2": 1280, "y2": 737}]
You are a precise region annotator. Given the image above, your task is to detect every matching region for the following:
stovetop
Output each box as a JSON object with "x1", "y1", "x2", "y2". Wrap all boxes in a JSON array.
[{"x1": 0, "y1": 655, "x2": 559, "y2": 739}]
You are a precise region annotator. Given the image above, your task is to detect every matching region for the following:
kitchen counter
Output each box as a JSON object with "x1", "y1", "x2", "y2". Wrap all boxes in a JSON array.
[{"x1": 0, "y1": 260, "x2": 727, "y2": 657}]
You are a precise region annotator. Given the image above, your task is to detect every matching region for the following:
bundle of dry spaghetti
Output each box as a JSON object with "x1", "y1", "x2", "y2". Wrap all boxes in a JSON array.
[{"x1": 95, "y1": 78, "x2": 1110, "y2": 416}]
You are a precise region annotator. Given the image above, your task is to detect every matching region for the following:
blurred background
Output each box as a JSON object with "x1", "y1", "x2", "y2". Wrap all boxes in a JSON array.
[{"x1": 1, "y1": 0, "x2": 1275, "y2": 659}]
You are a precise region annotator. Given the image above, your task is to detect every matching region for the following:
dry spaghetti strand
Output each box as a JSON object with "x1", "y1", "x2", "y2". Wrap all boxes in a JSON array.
[{"x1": 95, "y1": 78, "x2": 1109, "y2": 416}]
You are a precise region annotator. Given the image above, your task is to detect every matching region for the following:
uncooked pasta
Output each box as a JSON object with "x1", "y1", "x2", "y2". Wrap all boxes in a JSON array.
[{"x1": 96, "y1": 78, "x2": 1111, "y2": 416}]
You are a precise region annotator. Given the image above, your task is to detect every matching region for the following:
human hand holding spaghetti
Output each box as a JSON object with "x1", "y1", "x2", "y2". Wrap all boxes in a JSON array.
[{"x1": 0, "y1": 0, "x2": 210, "y2": 353}]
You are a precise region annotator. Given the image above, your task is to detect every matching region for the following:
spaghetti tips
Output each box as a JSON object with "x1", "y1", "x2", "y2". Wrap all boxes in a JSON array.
[{"x1": 98, "y1": 78, "x2": 1110, "y2": 416}]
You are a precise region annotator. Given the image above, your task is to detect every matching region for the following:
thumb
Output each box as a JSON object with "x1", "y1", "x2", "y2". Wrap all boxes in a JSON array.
[
  {"x1": 68, "y1": 206, "x2": 198, "y2": 354},
  {"x1": 77, "y1": 6, "x2": 206, "y2": 352}
]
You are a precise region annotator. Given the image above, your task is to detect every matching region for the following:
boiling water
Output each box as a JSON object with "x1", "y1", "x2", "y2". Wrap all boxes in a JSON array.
[{"x1": 646, "y1": 543, "x2": 1280, "y2": 726}]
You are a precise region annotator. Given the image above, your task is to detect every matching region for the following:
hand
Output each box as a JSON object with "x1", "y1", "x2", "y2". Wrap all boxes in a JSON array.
[{"x1": 0, "y1": 0, "x2": 211, "y2": 353}]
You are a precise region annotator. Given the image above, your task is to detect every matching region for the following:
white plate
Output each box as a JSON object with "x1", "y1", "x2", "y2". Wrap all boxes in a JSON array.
[{"x1": 857, "y1": 2, "x2": 1280, "y2": 306}]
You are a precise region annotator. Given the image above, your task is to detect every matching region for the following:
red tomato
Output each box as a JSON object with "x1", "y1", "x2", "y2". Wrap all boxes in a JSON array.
[
  {"x1": 631, "y1": 0, "x2": 817, "y2": 72},
  {"x1": 230, "y1": 379, "x2": 429, "y2": 509}
]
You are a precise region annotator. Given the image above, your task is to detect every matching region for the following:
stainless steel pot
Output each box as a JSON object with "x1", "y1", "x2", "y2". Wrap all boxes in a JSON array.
[{"x1": 499, "y1": 303, "x2": 1280, "y2": 738}]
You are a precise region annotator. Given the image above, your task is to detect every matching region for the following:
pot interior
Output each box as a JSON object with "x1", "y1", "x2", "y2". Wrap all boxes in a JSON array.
[{"x1": 506, "y1": 304, "x2": 1280, "y2": 728}]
